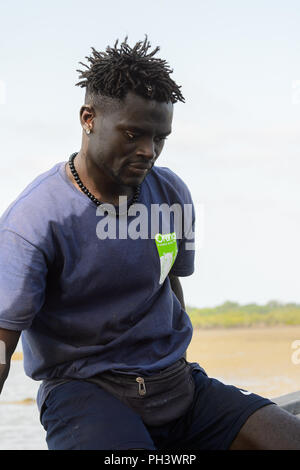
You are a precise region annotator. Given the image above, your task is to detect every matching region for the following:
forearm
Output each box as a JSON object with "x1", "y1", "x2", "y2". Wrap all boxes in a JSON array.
[
  {"x1": 169, "y1": 274, "x2": 187, "y2": 359},
  {"x1": 0, "y1": 363, "x2": 10, "y2": 394},
  {"x1": 169, "y1": 274, "x2": 185, "y2": 310},
  {"x1": 0, "y1": 328, "x2": 21, "y2": 395}
]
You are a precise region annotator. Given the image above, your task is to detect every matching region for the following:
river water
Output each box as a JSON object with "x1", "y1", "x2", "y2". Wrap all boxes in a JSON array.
[
  {"x1": 1, "y1": 326, "x2": 300, "y2": 450},
  {"x1": 0, "y1": 360, "x2": 47, "y2": 450}
]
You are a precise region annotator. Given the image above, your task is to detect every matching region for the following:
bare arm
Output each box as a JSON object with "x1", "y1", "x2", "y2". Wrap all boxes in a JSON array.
[
  {"x1": 169, "y1": 274, "x2": 185, "y2": 311},
  {"x1": 169, "y1": 274, "x2": 187, "y2": 359},
  {"x1": 0, "y1": 328, "x2": 21, "y2": 394}
]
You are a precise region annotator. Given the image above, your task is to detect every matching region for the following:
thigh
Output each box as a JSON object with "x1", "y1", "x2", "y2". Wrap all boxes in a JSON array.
[
  {"x1": 41, "y1": 380, "x2": 156, "y2": 450},
  {"x1": 230, "y1": 402, "x2": 300, "y2": 449},
  {"x1": 182, "y1": 368, "x2": 273, "y2": 449},
  {"x1": 149, "y1": 367, "x2": 273, "y2": 450}
]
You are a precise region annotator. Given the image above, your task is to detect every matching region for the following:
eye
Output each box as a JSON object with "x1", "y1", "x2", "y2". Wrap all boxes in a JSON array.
[
  {"x1": 125, "y1": 131, "x2": 137, "y2": 141},
  {"x1": 154, "y1": 136, "x2": 168, "y2": 144}
]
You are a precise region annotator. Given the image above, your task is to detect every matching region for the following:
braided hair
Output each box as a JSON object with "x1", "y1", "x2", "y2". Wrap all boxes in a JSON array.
[{"x1": 76, "y1": 35, "x2": 185, "y2": 105}]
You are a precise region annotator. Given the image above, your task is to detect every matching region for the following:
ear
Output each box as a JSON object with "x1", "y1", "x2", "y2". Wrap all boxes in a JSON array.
[{"x1": 79, "y1": 105, "x2": 95, "y2": 132}]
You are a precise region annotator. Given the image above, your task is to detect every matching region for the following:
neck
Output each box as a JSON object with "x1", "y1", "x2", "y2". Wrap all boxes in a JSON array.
[{"x1": 67, "y1": 150, "x2": 134, "y2": 205}]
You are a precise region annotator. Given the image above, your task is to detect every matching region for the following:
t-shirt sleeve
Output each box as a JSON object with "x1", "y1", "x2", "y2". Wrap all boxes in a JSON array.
[
  {"x1": 169, "y1": 181, "x2": 195, "y2": 278},
  {"x1": 0, "y1": 229, "x2": 47, "y2": 331}
]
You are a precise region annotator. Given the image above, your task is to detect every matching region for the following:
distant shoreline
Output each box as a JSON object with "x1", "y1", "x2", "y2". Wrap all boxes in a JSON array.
[
  {"x1": 11, "y1": 323, "x2": 300, "y2": 361},
  {"x1": 11, "y1": 352, "x2": 23, "y2": 361},
  {"x1": 187, "y1": 325, "x2": 300, "y2": 398},
  {"x1": 191, "y1": 323, "x2": 300, "y2": 331},
  {"x1": 186, "y1": 301, "x2": 300, "y2": 329}
]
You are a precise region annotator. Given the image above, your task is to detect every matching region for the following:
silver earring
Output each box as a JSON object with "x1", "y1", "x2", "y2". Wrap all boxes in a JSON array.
[{"x1": 85, "y1": 128, "x2": 91, "y2": 135}]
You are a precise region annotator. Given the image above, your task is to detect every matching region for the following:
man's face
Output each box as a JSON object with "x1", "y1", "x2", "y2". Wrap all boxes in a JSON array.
[{"x1": 86, "y1": 91, "x2": 173, "y2": 187}]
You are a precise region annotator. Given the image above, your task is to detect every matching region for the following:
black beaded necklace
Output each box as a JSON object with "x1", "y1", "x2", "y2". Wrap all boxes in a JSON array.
[{"x1": 68, "y1": 152, "x2": 140, "y2": 213}]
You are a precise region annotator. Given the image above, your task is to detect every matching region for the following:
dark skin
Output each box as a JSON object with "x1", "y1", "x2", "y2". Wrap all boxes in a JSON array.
[
  {"x1": 65, "y1": 91, "x2": 173, "y2": 205},
  {"x1": 1, "y1": 91, "x2": 300, "y2": 449}
]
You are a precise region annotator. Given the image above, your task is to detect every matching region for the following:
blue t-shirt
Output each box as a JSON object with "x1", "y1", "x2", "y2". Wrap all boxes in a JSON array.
[{"x1": 0, "y1": 160, "x2": 195, "y2": 410}]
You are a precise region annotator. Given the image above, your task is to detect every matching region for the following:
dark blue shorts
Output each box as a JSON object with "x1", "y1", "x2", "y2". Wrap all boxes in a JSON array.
[{"x1": 40, "y1": 366, "x2": 273, "y2": 450}]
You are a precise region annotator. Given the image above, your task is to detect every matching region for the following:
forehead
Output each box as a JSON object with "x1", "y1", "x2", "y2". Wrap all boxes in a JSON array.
[{"x1": 108, "y1": 91, "x2": 173, "y2": 133}]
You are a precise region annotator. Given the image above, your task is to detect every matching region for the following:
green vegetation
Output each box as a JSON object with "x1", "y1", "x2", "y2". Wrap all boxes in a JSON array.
[{"x1": 186, "y1": 301, "x2": 300, "y2": 328}]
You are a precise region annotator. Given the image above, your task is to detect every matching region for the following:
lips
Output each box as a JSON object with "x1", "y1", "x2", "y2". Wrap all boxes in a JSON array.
[
  {"x1": 126, "y1": 162, "x2": 153, "y2": 176},
  {"x1": 128, "y1": 162, "x2": 152, "y2": 170}
]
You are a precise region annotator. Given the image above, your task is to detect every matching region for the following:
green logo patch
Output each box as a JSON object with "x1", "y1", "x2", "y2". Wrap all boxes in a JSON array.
[{"x1": 155, "y1": 232, "x2": 178, "y2": 284}]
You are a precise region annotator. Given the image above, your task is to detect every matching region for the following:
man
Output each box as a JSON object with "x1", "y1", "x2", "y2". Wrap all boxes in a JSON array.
[{"x1": 1, "y1": 36, "x2": 300, "y2": 450}]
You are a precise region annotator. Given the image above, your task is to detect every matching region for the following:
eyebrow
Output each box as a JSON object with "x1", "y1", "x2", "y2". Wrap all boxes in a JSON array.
[{"x1": 117, "y1": 124, "x2": 172, "y2": 137}]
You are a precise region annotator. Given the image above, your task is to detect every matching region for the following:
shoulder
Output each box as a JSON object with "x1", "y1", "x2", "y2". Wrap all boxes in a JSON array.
[
  {"x1": 0, "y1": 162, "x2": 65, "y2": 244},
  {"x1": 3, "y1": 162, "x2": 63, "y2": 213},
  {"x1": 146, "y1": 166, "x2": 193, "y2": 204},
  {"x1": 15, "y1": 162, "x2": 62, "y2": 200},
  {"x1": 150, "y1": 166, "x2": 188, "y2": 188}
]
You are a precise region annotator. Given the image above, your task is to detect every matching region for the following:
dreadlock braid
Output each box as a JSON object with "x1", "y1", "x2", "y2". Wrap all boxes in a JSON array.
[{"x1": 76, "y1": 36, "x2": 185, "y2": 104}]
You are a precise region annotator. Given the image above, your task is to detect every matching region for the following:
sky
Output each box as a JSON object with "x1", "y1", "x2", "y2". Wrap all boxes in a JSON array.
[{"x1": 0, "y1": 0, "x2": 300, "y2": 308}]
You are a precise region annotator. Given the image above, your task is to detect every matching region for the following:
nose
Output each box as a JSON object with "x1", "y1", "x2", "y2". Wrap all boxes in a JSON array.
[{"x1": 136, "y1": 137, "x2": 156, "y2": 161}]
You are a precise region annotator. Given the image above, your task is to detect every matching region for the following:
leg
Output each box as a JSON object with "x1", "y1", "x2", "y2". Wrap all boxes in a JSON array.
[
  {"x1": 146, "y1": 367, "x2": 275, "y2": 450},
  {"x1": 41, "y1": 380, "x2": 156, "y2": 450},
  {"x1": 230, "y1": 403, "x2": 300, "y2": 450}
]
